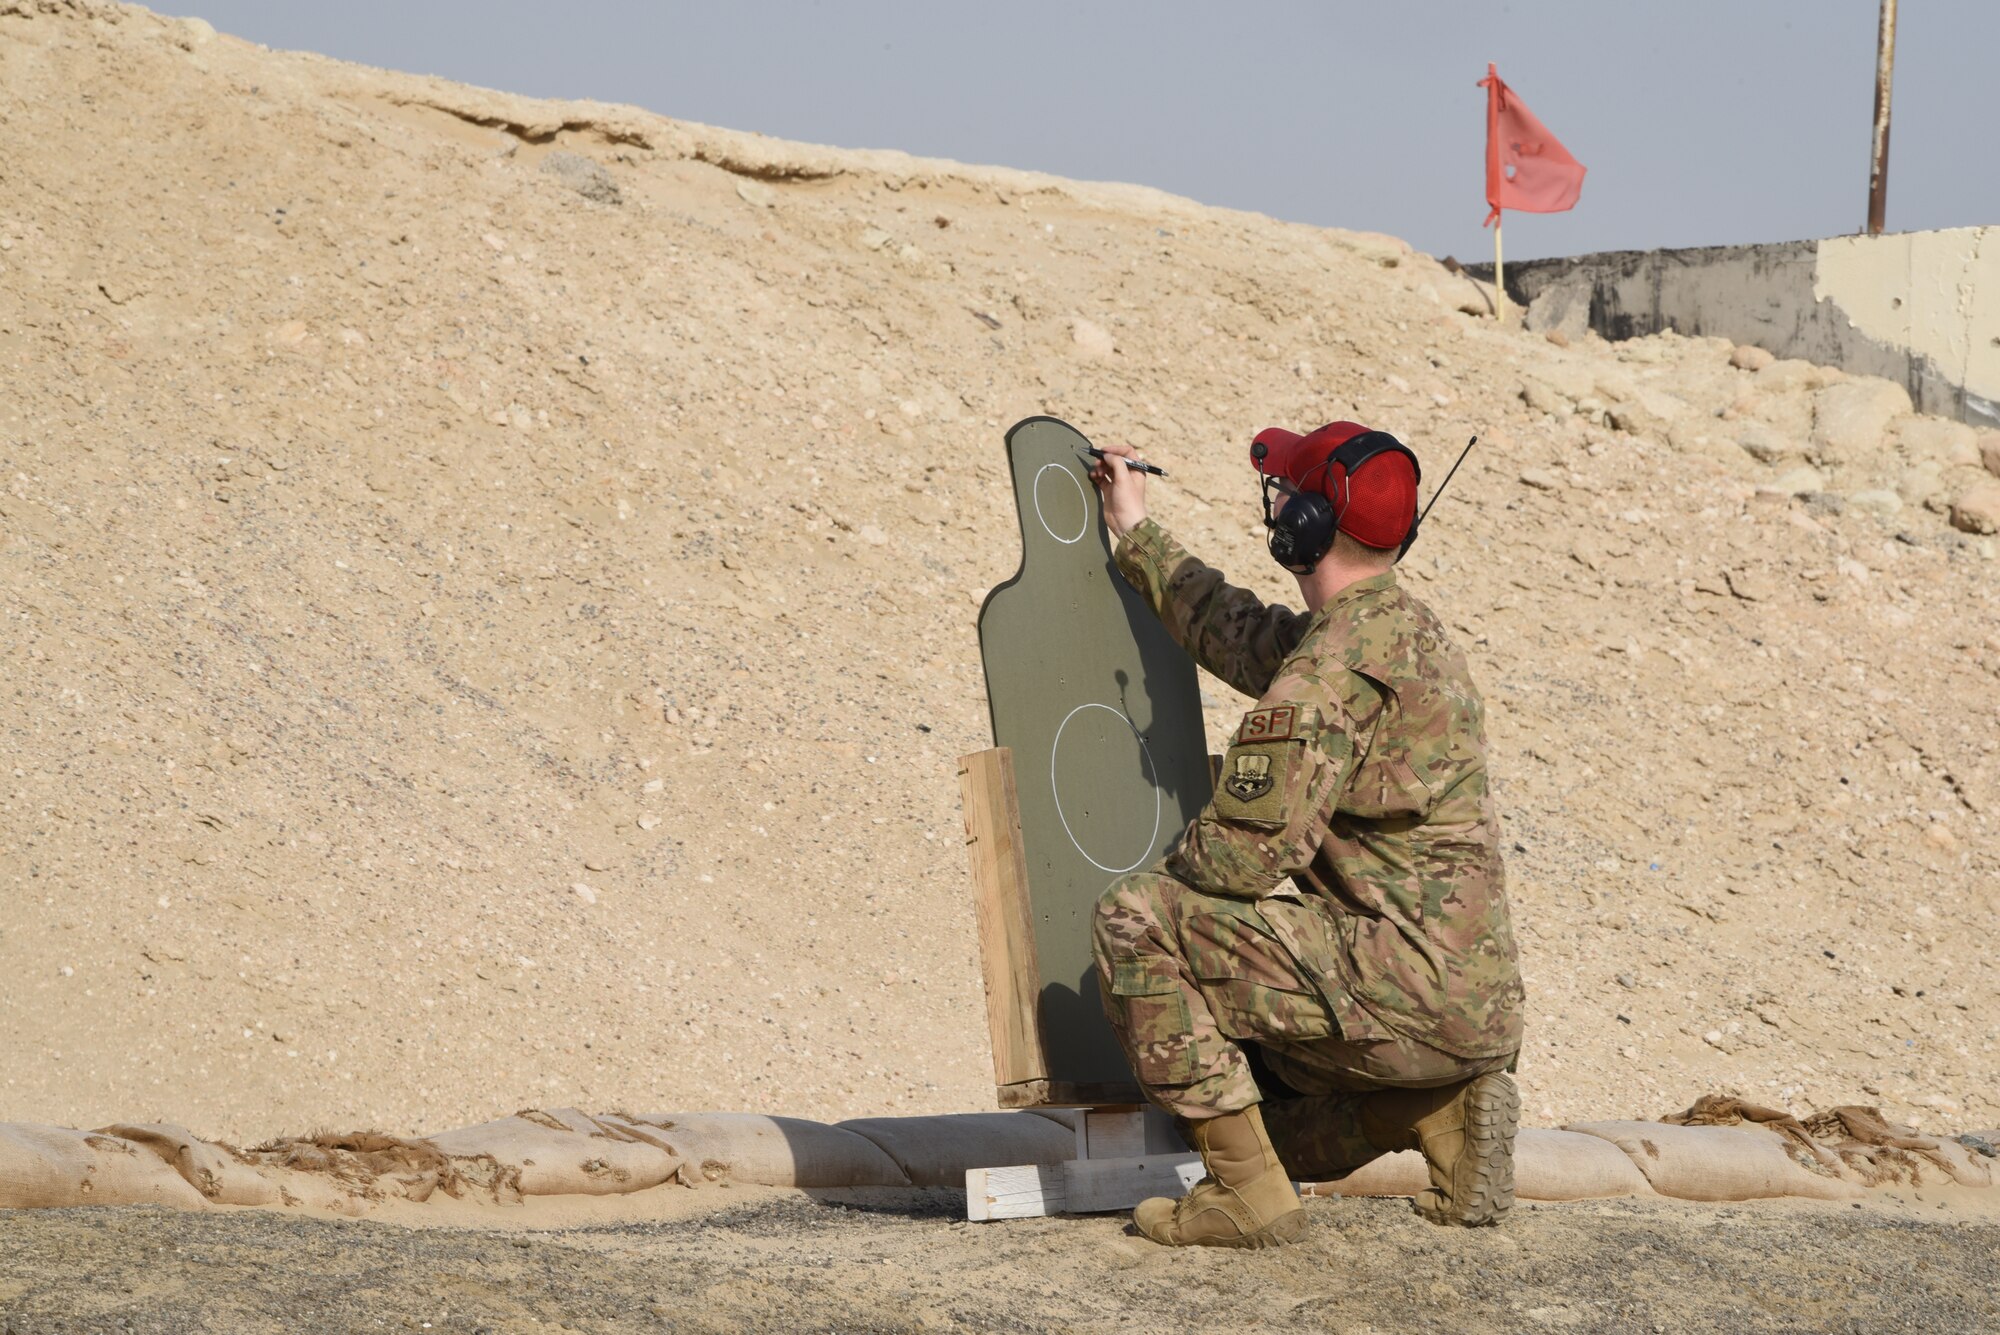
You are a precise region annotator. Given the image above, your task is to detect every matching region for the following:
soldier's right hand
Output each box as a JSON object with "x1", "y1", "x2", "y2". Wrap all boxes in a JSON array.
[{"x1": 1089, "y1": 441, "x2": 1149, "y2": 541}]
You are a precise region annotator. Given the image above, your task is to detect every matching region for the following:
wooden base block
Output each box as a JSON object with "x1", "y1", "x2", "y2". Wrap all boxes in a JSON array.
[
  {"x1": 965, "y1": 1162, "x2": 1067, "y2": 1221},
  {"x1": 966, "y1": 1153, "x2": 1204, "y2": 1221}
]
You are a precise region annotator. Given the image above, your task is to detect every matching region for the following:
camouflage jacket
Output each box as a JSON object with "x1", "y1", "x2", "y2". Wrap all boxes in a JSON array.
[{"x1": 1114, "y1": 518, "x2": 1524, "y2": 1059}]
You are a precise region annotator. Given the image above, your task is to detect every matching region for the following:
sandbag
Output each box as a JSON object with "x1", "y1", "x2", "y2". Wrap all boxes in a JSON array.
[
  {"x1": 611, "y1": 1112, "x2": 909, "y2": 1188},
  {"x1": 836, "y1": 1113, "x2": 1077, "y2": 1187},
  {"x1": 97, "y1": 1123, "x2": 503, "y2": 1214},
  {"x1": 0, "y1": 1123, "x2": 208, "y2": 1210},
  {"x1": 240, "y1": 1129, "x2": 518, "y2": 1208},
  {"x1": 1890, "y1": 1136, "x2": 1994, "y2": 1190},
  {"x1": 1310, "y1": 1149, "x2": 1426, "y2": 1198},
  {"x1": 1514, "y1": 1128, "x2": 1655, "y2": 1200},
  {"x1": 1803, "y1": 1106, "x2": 1994, "y2": 1190},
  {"x1": 1664, "y1": 1097, "x2": 1995, "y2": 1192},
  {"x1": 99, "y1": 1122, "x2": 276, "y2": 1206},
  {"x1": 1306, "y1": 1129, "x2": 1653, "y2": 1202},
  {"x1": 1569, "y1": 1120, "x2": 1861, "y2": 1202},
  {"x1": 425, "y1": 1107, "x2": 679, "y2": 1197}
]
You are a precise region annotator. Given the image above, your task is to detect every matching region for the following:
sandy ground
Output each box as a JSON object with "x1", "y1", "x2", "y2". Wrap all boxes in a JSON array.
[
  {"x1": 5, "y1": 1189, "x2": 2000, "y2": 1334},
  {"x1": 2, "y1": 1, "x2": 1997, "y2": 1153}
]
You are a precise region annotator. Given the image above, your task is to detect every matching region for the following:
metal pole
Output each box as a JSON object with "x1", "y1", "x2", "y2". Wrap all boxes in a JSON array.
[
  {"x1": 1868, "y1": 0, "x2": 1897, "y2": 236},
  {"x1": 1494, "y1": 217, "x2": 1507, "y2": 322}
]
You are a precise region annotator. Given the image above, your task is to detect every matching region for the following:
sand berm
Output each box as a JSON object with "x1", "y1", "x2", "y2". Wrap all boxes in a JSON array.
[{"x1": 3, "y1": 0, "x2": 1997, "y2": 1163}]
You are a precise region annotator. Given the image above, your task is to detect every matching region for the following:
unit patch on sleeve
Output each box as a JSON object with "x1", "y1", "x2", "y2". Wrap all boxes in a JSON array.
[
  {"x1": 1223, "y1": 751, "x2": 1275, "y2": 803},
  {"x1": 1213, "y1": 742, "x2": 1295, "y2": 825}
]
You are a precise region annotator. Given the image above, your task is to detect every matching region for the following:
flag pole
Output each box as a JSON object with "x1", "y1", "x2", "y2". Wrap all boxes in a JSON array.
[
  {"x1": 1867, "y1": 0, "x2": 1897, "y2": 236},
  {"x1": 1494, "y1": 215, "x2": 1507, "y2": 322}
]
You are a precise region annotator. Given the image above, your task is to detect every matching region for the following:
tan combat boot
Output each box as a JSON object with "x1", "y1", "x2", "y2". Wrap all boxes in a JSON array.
[
  {"x1": 1358, "y1": 1071, "x2": 1519, "y2": 1226},
  {"x1": 1131, "y1": 1104, "x2": 1307, "y2": 1248}
]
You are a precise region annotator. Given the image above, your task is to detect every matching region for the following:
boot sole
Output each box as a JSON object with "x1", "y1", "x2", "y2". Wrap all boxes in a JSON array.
[{"x1": 1422, "y1": 1072, "x2": 1519, "y2": 1227}]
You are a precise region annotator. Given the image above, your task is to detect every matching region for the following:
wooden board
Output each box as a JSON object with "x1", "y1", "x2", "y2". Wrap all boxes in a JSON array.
[
  {"x1": 957, "y1": 748, "x2": 1044, "y2": 1087},
  {"x1": 965, "y1": 1162, "x2": 1069, "y2": 1221},
  {"x1": 971, "y1": 416, "x2": 1212, "y2": 1104}
]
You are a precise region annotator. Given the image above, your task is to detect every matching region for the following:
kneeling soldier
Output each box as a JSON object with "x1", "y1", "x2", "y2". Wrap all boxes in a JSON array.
[{"x1": 1085, "y1": 424, "x2": 1525, "y2": 1248}]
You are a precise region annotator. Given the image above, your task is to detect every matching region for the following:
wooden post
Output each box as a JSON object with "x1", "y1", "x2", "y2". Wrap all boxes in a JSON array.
[
  {"x1": 958, "y1": 748, "x2": 1046, "y2": 1090},
  {"x1": 1494, "y1": 216, "x2": 1508, "y2": 323},
  {"x1": 1867, "y1": 0, "x2": 1898, "y2": 236}
]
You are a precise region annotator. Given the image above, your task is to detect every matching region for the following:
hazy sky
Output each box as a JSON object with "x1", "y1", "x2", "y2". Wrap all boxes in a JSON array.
[{"x1": 173, "y1": 2, "x2": 1997, "y2": 262}]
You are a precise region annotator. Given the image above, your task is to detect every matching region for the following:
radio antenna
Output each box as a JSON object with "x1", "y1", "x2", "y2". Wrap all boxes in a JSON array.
[{"x1": 1418, "y1": 436, "x2": 1478, "y2": 528}]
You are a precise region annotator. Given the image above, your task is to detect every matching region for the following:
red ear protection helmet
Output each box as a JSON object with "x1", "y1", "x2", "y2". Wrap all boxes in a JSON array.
[{"x1": 1249, "y1": 422, "x2": 1422, "y2": 573}]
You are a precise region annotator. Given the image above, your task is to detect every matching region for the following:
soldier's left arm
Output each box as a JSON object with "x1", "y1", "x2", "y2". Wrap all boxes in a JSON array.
[{"x1": 1165, "y1": 677, "x2": 1362, "y2": 900}]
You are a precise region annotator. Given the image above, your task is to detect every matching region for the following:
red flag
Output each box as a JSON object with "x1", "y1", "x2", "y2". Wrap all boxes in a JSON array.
[{"x1": 1479, "y1": 63, "x2": 1586, "y2": 226}]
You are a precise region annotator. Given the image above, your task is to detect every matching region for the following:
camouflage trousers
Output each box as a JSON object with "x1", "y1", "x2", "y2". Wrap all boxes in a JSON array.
[{"x1": 1092, "y1": 871, "x2": 1512, "y2": 1132}]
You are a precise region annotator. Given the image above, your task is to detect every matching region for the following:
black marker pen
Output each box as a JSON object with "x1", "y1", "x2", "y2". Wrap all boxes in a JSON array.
[{"x1": 1081, "y1": 447, "x2": 1168, "y2": 478}]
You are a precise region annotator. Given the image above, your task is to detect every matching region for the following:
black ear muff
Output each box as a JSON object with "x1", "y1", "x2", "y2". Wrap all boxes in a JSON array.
[
  {"x1": 1254, "y1": 439, "x2": 1340, "y2": 574},
  {"x1": 1266, "y1": 489, "x2": 1336, "y2": 573}
]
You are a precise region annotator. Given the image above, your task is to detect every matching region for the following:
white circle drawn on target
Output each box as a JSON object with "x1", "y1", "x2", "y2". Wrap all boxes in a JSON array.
[
  {"x1": 1049, "y1": 702, "x2": 1163, "y2": 874},
  {"x1": 1031, "y1": 462, "x2": 1089, "y2": 545}
]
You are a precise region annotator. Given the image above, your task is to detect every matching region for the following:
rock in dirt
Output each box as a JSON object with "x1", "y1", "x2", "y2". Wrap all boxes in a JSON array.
[
  {"x1": 1893, "y1": 415, "x2": 1978, "y2": 465},
  {"x1": 1070, "y1": 317, "x2": 1115, "y2": 359},
  {"x1": 1980, "y1": 430, "x2": 2000, "y2": 477},
  {"x1": 1811, "y1": 378, "x2": 1913, "y2": 465},
  {"x1": 1897, "y1": 462, "x2": 1943, "y2": 506},
  {"x1": 1734, "y1": 421, "x2": 1805, "y2": 464},
  {"x1": 1756, "y1": 359, "x2": 1837, "y2": 394},
  {"x1": 540, "y1": 151, "x2": 621, "y2": 205},
  {"x1": 1607, "y1": 396, "x2": 1671, "y2": 438},
  {"x1": 1950, "y1": 479, "x2": 2000, "y2": 534},
  {"x1": 1725, "y1": 568, "x2": 1777, "y2": 602},
  {"x1": 1729, "y1": 344, "x2": 1775, "y2": 372},
  {"x1": 1520, "y1": 377, "x2": 1570, "y2": 417},
  {"x1": 1767, "y1": 464, "x2": 1825, "y2": 496},
  {"x1": 1847, "y1": 489, "x2": 1903, "y2": 518},
  {"x1": 735, "y1": 177, "x2": 777, "y2": 209}
]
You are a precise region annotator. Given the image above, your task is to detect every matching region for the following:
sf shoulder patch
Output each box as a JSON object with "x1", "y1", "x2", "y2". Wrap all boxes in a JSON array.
[{"x1": 1237, "y1": 705, "x2": 1299, "y2": 744}]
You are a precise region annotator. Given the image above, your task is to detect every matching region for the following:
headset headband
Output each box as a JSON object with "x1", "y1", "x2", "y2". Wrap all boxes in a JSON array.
[
  {"x1": 1325, "y1": 431, "x2": 1421, "y2": 550},
  {"x1": 1326, "y1": 431, "x2": 1422, "y2": 504}
]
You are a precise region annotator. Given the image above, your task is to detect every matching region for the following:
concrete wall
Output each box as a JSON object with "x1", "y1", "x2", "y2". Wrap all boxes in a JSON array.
[{"x1": 1470, "y1": 228, "x2": 1999, "y2": 429}]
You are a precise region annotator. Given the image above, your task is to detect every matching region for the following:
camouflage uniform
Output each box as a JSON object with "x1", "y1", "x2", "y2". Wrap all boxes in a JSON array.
[{"x1": 1094, "y1": 518, "x2": 1525, "y2": 1135}]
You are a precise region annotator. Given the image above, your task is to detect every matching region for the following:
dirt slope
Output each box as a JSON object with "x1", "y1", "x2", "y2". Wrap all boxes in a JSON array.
[{"x1": 1, "y1": 0, "x2": 1995, "y2": 1145}]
